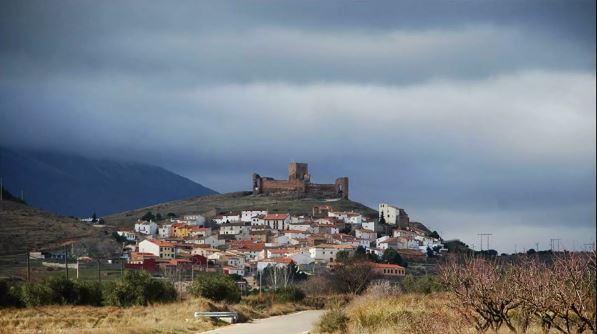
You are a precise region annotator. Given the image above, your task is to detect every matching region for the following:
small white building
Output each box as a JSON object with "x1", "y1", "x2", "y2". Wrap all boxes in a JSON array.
[
  {"x1": 262, "y1": 213, "x2": 291, "y2": 230},
  {"x1": 219, "y1": 223, "x2": 249, "y2": 236},
  {"x1": 183, "y1": 214, "x2": 207, "y2": 226},
  {"x1": 355, "y1": 229, "x2": 377, "y2": 240},
  {"x1": 241, "y1": 210, "x2": 268, "y2": 223},
  {"x1": 158, "y1": 224, "x2": 172, "y2": 238},
  {"x1": 309, "y1": 244, "x2": 355, "y2": 262},
  {"x1": 379, "y1": 203, "x2": 409, "y2": 226},
  {"x1": 362, "y1": 220, "x2": 383, "y2": 233},
  {"x1": 138, "y1": 239, "x2": 175, "y2": 259},
  {"x1": 329, "y1": 211, "x2": 362, "y2": 225},
  {"x1": 193, "y1": 235, "x2": 225, "y2": 248},
  {"x1": 213, "y1": 213, "x2": 241, "y2": 224},
  {"x1": 134, "y1": 221, "x2": 158, "y2": 235}
]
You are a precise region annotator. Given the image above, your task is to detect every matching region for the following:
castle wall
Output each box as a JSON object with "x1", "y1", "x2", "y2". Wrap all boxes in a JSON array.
[
  {"x1": 307, "y1": 183, "x2": 337, "y2": 193},
  {"x1": 252, "y1": 163, "x2": 348, "y2": 199},
  {"x1": 260, "y1": 179, "x2": 307, "y2": 193}
]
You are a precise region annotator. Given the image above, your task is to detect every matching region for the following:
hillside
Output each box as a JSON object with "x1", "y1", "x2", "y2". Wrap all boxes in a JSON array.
[
  {"x1": 0, "y1": 197, "x2": 110, "y2": 255},
  {"x1": 104, "y1": 191, "x2": 379, "y2": 227},
  {"x1": 0, "y1": 147, "x2": 218, "y2": 217}
]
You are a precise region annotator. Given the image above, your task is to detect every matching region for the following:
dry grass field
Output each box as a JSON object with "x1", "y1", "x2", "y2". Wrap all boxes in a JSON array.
[
  {"x1": 0, "y1": 200, "x2": 111, "y2": 256},
  {"x1": 317, "y1": 293, "x2": 553, "y2": 334},
  {"x1": 0, "y1": 296, "x2": 313, "y2": 334}
]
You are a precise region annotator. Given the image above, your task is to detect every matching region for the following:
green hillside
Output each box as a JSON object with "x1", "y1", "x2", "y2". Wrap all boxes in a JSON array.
[{"x1": 103, "y1": 191, "x2": 378, "y2": 227}]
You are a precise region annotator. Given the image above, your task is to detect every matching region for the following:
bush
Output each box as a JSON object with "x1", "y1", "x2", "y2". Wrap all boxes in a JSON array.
[
  {"x1": 401, "y1": 275, "x2": 444, "y2": 294},
  {"x1": 318, "y1": 307, "x2": 349, "y2": 333},
  {"x1": 104, "y1": 270, "x2": 176, "y2": 306},
  {"x1": 0, "y1": 279, "x2": 24, "y2": 308},
  {"x1": 188, "y1": 273, "x2": 241, "y2": 303},
  {"x1": 20, "y1": 281, "x2": 54, "y2": 306},
  {"x1": 273, "y1": 286, "x2": 305, "y2": 303},
  {"x1": 76, "y1": 280, "x2": 103, "y2": 306}
]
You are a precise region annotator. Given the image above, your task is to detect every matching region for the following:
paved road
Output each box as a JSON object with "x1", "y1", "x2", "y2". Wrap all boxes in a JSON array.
[{"x1": 200, "y1": 310, "x2": 325, "y2": 334}]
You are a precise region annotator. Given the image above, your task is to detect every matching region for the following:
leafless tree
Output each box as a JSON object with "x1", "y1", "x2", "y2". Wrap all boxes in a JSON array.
[{"x1": 441, "y1": 251, "x2": 597, "y2": 334}]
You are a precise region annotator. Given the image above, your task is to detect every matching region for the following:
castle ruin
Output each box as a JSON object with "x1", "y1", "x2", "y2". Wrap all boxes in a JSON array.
[{"x1": 252, "y1": 163, "x2": 349, "y2": 199}]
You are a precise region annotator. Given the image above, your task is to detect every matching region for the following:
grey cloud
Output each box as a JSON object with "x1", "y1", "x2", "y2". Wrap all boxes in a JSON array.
[{"x1": 0, "y1": 0, "x2": 594, "y2": 253}]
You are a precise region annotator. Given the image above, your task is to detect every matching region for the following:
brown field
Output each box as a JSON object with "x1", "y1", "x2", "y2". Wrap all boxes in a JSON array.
[
  {"x1": 0, "y1": 200, "x2": 113, "y2": 256},
  {"x1": 317, "y1": 293, "x2": 552, "y2": 334},
  {"x1": 0, "y1": 296, "x2": 313, "y2": 334}
]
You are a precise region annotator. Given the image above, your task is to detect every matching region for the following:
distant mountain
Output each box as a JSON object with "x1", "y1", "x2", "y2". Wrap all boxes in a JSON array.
[{"x1": 0, "y1": 148, "x2": 218, "y2": 217}]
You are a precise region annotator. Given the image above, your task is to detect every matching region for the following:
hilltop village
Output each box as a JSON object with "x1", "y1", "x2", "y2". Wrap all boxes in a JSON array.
[{"x1": 105, "y1": 163, "x2": 445, "y2": 286}]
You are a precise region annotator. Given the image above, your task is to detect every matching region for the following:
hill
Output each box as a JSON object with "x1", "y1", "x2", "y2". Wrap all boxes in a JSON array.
[
  {"x1": 0, "y1": 193, "x2": 110, "y2": 255},
  {"x1": 104, "y1": 191, "x2": 379, "y2": 227},
  {"x1": 0, "y1": 147, "x2": 218, "y2": 217}
]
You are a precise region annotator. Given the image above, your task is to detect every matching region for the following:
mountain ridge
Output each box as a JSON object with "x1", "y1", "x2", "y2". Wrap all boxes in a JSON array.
[{"x1": 0, "y1": 147, "x2": 218, "y2": 217}]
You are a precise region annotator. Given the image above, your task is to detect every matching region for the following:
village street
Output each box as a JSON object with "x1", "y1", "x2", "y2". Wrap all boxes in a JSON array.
[{"x1": 199, "y1": 310, "x2": 325, "y2": 334}]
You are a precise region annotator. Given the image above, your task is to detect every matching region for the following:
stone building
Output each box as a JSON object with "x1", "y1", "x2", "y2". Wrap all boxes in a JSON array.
[{"x1": 252, "y1": 162, "x2": 349, "y2": 199}]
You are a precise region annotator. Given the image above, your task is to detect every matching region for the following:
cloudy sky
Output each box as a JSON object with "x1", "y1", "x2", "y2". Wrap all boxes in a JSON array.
[{"x1": 1, "y1": 1, "x2": 595, "y2": 253}]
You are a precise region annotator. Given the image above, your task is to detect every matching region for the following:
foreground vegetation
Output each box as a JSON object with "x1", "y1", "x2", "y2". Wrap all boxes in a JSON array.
[
  {"x1": 0, "y1": 270, "x2": 320, "y2": 333},
  {"x1": 317, "y1": 251, "x2": 596, "y2": 334}
]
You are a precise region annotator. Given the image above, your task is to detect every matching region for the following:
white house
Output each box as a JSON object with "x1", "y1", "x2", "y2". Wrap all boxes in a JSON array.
[
  {"x1": 213, "y1": 213, "x2": 241, "y2": 224},
  {"x1": 138, "y1": 239, "x2": 175, "y2": 259},
  {"x1": 286, "y1": 222, "x2": 312, "y2": 232},
  {"x1": 241, "y1": 210, "x2": 268, "y2": 223},
  {"x1": 362, "y1": 220, "x2": 383, "y2": 233},
  {"x1": 309, "y1": 244, "x2": 355, "y2": 262},
  {"x1": 219, "y1": 223, "x2": 249, "y2": 236},
  {"x1": 189, "y1": 226, "x2": 211, "y2": 237},
  {"x1": 328, "y1": 211, "x2": 362, "y2": 225},
  {"x1": 193, "y1": 235, "x2": 225, "y2": 248},
  {"x1": 183, "y1": 214, "x2": 206, "y2": 226},
  {"x1": 135, "y1": 221, "x2": 158, "y2": 235},
  {"x1": 379, "y1": 203, "x2": 410, "y2": 226},
  {"x1": 158, "y1": 224, "x2": 172, "y2": 238},
  {"x1": 355, "y1": 229, "x2": 377, "y2": 240},
  {"x1": 262, "y1": 213, "x2": 291, "y2": 230}
]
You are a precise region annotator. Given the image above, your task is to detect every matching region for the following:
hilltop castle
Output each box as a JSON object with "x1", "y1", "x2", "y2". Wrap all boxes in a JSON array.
[{"x1": 252, "y1": 162, "x2": 349, "y2": 199}]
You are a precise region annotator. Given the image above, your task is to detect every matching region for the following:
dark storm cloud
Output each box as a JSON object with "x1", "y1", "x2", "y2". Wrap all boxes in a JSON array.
[{"x1": 0, "y1": 0, "x2": 595, "y2": 252}]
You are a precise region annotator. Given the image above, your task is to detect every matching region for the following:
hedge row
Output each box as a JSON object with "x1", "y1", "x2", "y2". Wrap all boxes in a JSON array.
[{"x1": 0, "y1": 270, "x2": 176, "y2": 308}]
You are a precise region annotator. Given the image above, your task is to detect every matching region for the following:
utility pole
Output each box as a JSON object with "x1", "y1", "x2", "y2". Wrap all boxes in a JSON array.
[
  {"x1": 478, "y1": 233, "x2": 492, "y2": 251},
  {"x1": 550, "y1": 238, "x2": 561, "y2": 252},
  {"x1": 64, "y1": 246, "x2": 69, "y2": 280},
  {"x1": 1, "y1": 176, "x2": 3, "y2": 201},
  {"x1": 20, "y1": 190, "x2": 24, "y2": 201},
  {"x1": 97, "y1": 258, "x2": 101, "y2": 283}
]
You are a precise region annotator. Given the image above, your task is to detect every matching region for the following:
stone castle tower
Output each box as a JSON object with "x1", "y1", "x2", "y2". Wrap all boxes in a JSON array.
[{"x1": 252, "y1": 162, "x2": 348, "y2": 199}]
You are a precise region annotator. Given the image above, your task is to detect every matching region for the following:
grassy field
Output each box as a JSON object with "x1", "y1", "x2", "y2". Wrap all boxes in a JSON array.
[
  {"x1": 0, "y1": 200, "x2": 112, "y2": 256},
  {"x1": 103, "y1": 191, "x2": 379, "y2": 227},
  {"x1": 316, "y1": 293, "x2": 565, "y2": 334},
  {"x1": 0, "y1": 295, "x2": 314, "y2": 334}
]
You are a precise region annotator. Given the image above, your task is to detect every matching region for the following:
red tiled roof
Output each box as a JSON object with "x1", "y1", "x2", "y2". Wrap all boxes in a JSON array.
[
  {"x1": 149, "y1": 239, "x2": 175, "y2": 247},
  {"x1": 371, "y1": 262, "x2": 404, "y2": 269}
]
